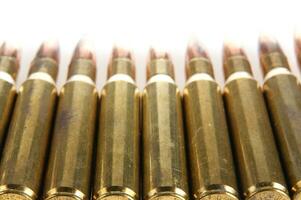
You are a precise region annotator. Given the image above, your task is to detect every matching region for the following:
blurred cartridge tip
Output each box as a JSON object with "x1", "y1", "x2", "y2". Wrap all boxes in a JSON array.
[
  {"x1": 0, "y1": 42, "x2": 20, "y2": 61},
  {"x1": 36, "y1": 39, "x2": 59, "y2": 62},
  {"x1": 147, "y1": 48, "x2": 174, "y2": 80},
  {"x1": 149, "y1": 47, "x2": 171, "y2": 60},
  {"x1": 186, "y1": 39, "x2": 209, "y2": 61},
  {"x1": 223, "y1": 41, "x2": 252, "y2": 79},
  {"x1": 259, "y1": 34, "x2": 290, "y2": 74},
  {"x1": 72, "y1": 39, "x2": 96, "y2": 64},
  {"x1": 223, "y1": 41, "x2": 246, "y2": 60},
  {"x1": 107, "y1": 46, "x2": 135, "y2": 79},
  {"x1": 112, "y1": 46, "x2": 133, "y2": 60},
  {"x1": 185, "y1": 40, "x2": 214, "y2": 78},
  {"x1": 259, "y1": 34, "x2": 283, "y2": 55},
  {"x1": 295, "y1": 33, "x2": 301, "y2": 67}
]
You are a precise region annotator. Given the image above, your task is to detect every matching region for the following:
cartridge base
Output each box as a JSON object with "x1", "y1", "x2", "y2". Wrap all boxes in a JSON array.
[
  {"x1": 0, "y1": 185, "x2": 37, "y2": 200},
  {"x1": 0, "y1": 193, "x2": 32, "y2": 200},
  {"x1": 247, "y1": 190, "x2": 290, "y2": 200},
  {"x1": 45, "y1": 187, "x2": 85, "y2": 200},
  {"x1": 246, "y1": 182, "x2": 290, "y2": 200},
  {"x1": 94, "y1": 187, "x2": 137, "y2": 200},
  {"x1": 294, "y1": 191, "x2": 301, "y2": 200},
  {"x1": 199, "y1": 194, "x2": 238, "y2": 200},
  {"x1": 96, "y1": 195, "x2": 132, "y2": 200},
  {"x1": 194, "y1": 185, "x2": 238, "y2": 200}
]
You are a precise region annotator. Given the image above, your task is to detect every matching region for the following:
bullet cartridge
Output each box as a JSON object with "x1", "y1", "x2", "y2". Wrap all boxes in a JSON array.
[
  {"x1": 260, "y1": 36, "x2": 301, "y2": 200},
  {"x1": 93, "y1": 47, "x2": 140, "y2": 200},
  {"x1": 295, "y1": 34, "x2": 301, "y2": 70},
  {"x1": 0, "y1": 41, "x2": 59, "y2": 200},
  {"x1": 0, "y1": 43, "x2": 19, "y2": 150},
  {"x1": 143, "y1": 49, "x2": 189, "y2": 200},
  {"x1": 183, "y1": 42, "x2": 238, "y2": 200},
  {"x1": 43, "y1": 40, "x2": 98, "y2": 200},
  {"x1": 223, "y1": 43, "x2": 290, "y2": 200}
]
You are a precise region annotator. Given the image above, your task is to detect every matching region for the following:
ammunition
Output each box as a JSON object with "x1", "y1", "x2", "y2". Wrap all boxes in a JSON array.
[
  {"x1": 259, "y1": 36, "x2": 301, "y2": 200},
  {"x1": 93, "y1": 47, "x2": 140, "y2": 200},
  {"x1": 183, "y1": 41, "x2": 238, "y2": 200},
  {"x1": 0, "y1": 43, "x2": 19, "y2": 150},
  {"x1": 295, "y1": 34, "x2": 301, "y2": 70},
  {"x1": 223, "y1": 42, "x2": 290, "y2": 200},
  {"x1": 43, "y1": 40, "x2": 98, "y2": 200},
  {"x1": 142, "y1": 49, "x2": 188, "y2": 200},
  {"x1": 0, "y1": 41, "x2": 59, "y2": 200}
]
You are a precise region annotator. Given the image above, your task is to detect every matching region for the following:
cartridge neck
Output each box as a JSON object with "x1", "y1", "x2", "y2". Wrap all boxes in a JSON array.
[
  {"x1": 29, "y1": 57, "x2": 58, "y2": 81},
  {"x1": 108, "y1": 58, "x2": 135, "y2": 80},
  {"x1": 0, "y1": 56, "x2": 18, "y2": 80},
  {"x1": 223, "y1": 55, "x2": 253, "y2": 79},
  {"x1": 260, "y1": 52, "x2": 290, "y2": 76},
  {"x1": 68, "y1": 58, "x2": 96, "y2": 81},
  {"x1": 147, "y1": 59, "x2": 174, "y2": 80},
  {"x1": 186, "y1": 57, "x2": 214, "y2": 79}
]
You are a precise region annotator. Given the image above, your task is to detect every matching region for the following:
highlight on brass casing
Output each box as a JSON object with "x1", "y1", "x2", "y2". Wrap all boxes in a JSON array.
[
  {"x1": 43, "y1": 40, "x2": 98, "y2": 200},
  {"x1": 223, "y1": 42, "x2": 290, "y2": 200},
  {"x1": 260, "y1": 35, "x2": 301, "y2": 200},
  {"x1": 93, "y1": 47, "x2": 140, "y2": 200},
  {"x1": 0, "y1": 40, "x2": 59, "y2": 200},
  {"x1": 142, "y1": 48, "x2": 189, "y2": 200},
  {"x1": 0, "y1": 42, "x2": 19, "y2": 150},
  {"x1": 183, "y1": 41, "x2": 238, "y2": 200}
]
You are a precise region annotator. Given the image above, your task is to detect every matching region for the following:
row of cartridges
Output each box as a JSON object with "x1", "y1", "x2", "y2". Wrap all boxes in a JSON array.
[{"x1": 0, "y1": 36, "x2": 300, "y2": 200}]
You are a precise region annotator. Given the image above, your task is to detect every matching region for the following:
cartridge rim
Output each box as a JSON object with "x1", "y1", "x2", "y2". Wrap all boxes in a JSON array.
[
  {"x1": 145, "y1": 187, "x2": 188, "y2": 200},
  {"x1": 0, "y1": 184, "x2": 37, "y2": 200},
  {"x1": 45, "y1": 187, "x2": 86, "y2": 200},
  {"x1": 195, "y1": 184, "x2": 238, "y2": 200},
  {"x1": 245, "y1": 182, "x2": 289, "y2": 200},
  {"x1": 94, "y1": 186, "x2": 138, "y2": 200}
]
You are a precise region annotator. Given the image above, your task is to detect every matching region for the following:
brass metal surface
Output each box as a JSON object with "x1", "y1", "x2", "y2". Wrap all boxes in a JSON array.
[
  {"x1": 263, "y1": 74, "x2": 301, "y2": 199},
  {"x1": 94, "y1": 57, "x2": 140, "y2": 200},
  {"x1": 0, "y1": 56, "x2": 18, "y2": 150},
  {"x1": 259, "y1": 39, "x2": 301, "y2": 199},
  {"x1": 143, "y1": 55, "x2": 188, "y2": 200},
  {"x1": 223, "y1": 54, "x2": 289, "y2": 200},
  {"x1": 0, "y1": 55, "x2": 58, "y2": 200},
  {"x1": 43, "y1": 59, "x2": 97, "y2": 200},
  {"x1": 183, "y1": 57, "x2": 238, "y2": 200}
]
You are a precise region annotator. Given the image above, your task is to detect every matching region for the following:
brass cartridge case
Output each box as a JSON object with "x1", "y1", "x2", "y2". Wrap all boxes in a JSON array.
[
  {"x1": 0, "y1": 43, "x2": 59, "y2": 200},
  {"x1": 183, "y1": 44, "x2": 238, "y2": 200},
  {"x1": 93, "y1": 49, "x2": 140, "y2": 200},
  {"x1": 142, "y1": 50, "x2": 189, "y2": 200},
  {"x1": 43, "y1": 44, "x2": 98, "y2": 200},
  {"x1": 260, "y1": 38, "x2": 301, "y2": 200},
  {"x1": 223, "y1": 45, "x2": 290, "y2": 200},
  {"x1": 0, "y1": 44, "x2": 19, "y2": 150}
]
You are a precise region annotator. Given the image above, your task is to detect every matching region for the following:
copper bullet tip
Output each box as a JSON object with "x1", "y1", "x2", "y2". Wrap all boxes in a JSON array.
[
  {"x1": 36, "y1": 39, "x2": 60, "y2": 62},
  {"x1": 72, "y1": 39, "x2": 96, "y2": 64},
  {"x1": 112, "y1": 46, "x2": 133, "y2": 60},
  {"x1": 149, "y1": 48, "x2": 170, "y2": 61},
  {"x1": 295, "y1": 33, "x2": 301, "y2": 55},
  {"x1": 223, "y1": 41, "x2": 246, "y2": 60},
  {"x1": 186, "y1": 39, "x2": 209, "y2": 62},
  {"x1": 0, "y1": 42, "x2": 20, "y2": 61},
  {"x1": 259, "y1": 35, "x2": 283, "y2": 55}
]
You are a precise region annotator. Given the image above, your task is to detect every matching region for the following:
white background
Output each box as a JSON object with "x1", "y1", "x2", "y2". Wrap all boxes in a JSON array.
[{"x1": 0, "y1": 0, "x2": 300, "y2": 89}]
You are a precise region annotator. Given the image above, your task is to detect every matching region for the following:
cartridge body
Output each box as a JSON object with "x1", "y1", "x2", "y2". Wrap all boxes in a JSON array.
[
  {"x1": 143, "y1": 59, "x2": 188, "y2": 200},
  {"x1": 223, "y1": 56, "x2": 289, "y2": 200},
  {"x1": 0, "y1": 57, "x2": 58, "y2": 200},
  {"x1": 0, "y1": 56, "x2": 18, "y2": 149},
  {"x1": 94, "y1": 58, "x2": 140, "y2": 200},
  {"x1": 44, "y1": 59, "x2": 97, "y2": 200},
  {"x1": 261, "y1": 52, "x2": 301, "y2": 199},
  {"x1": 183, "y1": 58, "x2": 238, "y2": 200}
]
